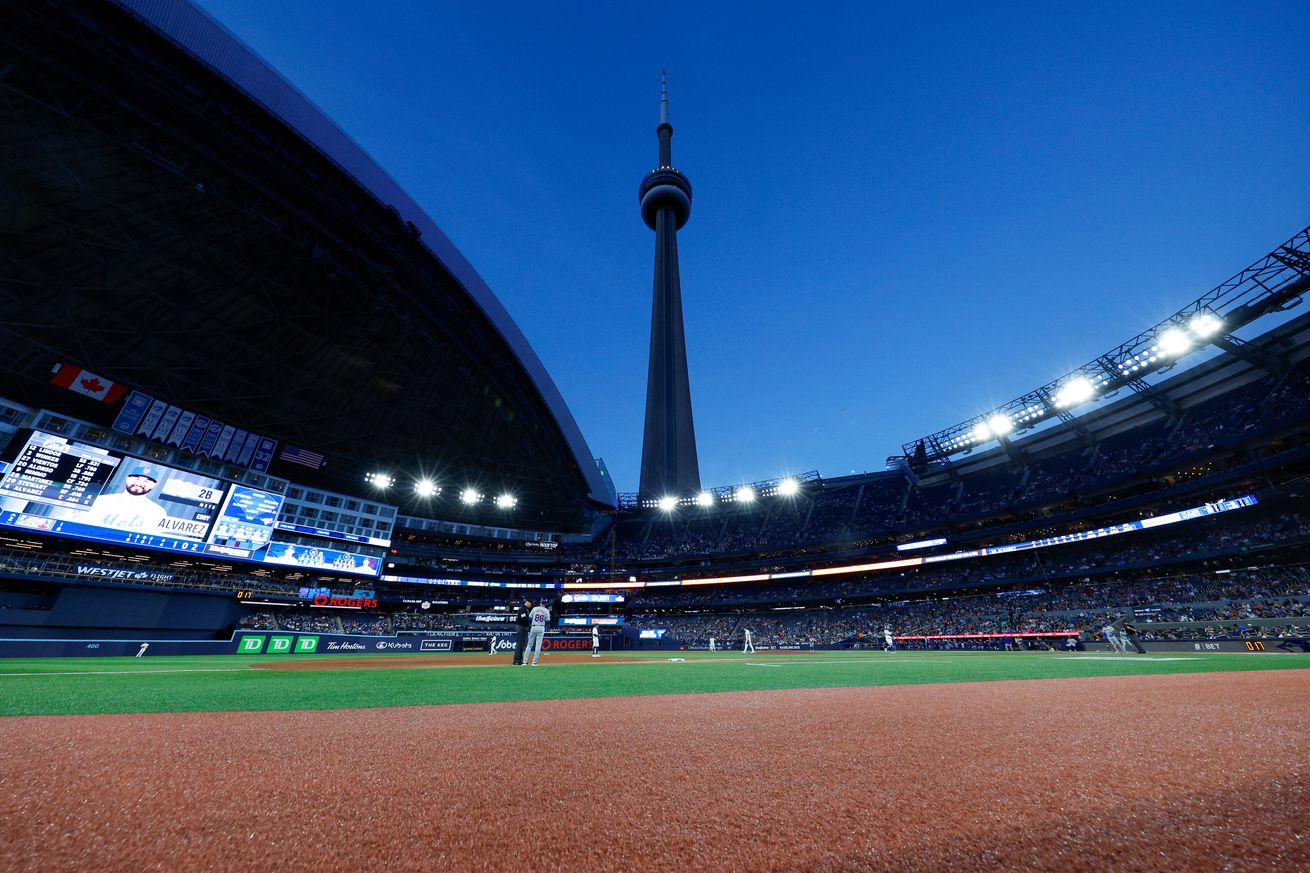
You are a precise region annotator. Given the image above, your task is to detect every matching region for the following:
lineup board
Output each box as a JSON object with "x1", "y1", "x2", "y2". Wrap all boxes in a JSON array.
[{"x1": 0, "y1": 434, "x2": 118, "y2": 510}]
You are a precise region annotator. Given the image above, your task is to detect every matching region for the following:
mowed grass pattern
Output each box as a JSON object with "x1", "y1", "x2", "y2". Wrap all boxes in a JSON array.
[{"x1": 1, "y1": 650, "x2": 1308, "y2": 716}]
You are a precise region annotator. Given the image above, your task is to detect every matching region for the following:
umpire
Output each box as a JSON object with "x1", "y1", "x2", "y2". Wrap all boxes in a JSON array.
[
  {"x1": 1121, "y1": 619, "x2": 1147, "y2": 654},
  {"x1": 512, "y1": 598, "x2": 532, "y2": 666}
]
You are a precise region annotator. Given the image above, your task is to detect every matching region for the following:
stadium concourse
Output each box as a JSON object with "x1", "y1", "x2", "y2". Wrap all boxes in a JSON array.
[{"x1": 2, "y1": 0, "x2": 1310, "y2": 871}]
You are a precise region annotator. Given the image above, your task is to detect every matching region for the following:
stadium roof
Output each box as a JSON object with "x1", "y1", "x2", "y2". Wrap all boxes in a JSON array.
[{"x1": 0, "y1": 0, "x2": 609, "y2": 528}]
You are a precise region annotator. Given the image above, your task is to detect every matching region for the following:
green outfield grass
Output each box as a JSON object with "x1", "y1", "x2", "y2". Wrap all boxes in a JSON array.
[{"x1": 1, "y1": 649, "x2": 1308, "y2": 717}]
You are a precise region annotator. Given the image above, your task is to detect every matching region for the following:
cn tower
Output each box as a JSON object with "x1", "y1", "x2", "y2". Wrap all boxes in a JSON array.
[{"x1": 637, "y1": 74, "x2": 701, "y2": 499}]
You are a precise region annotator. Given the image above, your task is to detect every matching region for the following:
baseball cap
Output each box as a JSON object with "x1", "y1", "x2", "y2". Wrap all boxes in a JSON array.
[
  {"x1": 126, "y1": 464, "x2": 160, "y2": 481},
  {"x1": 539, "y1": 597, "x2": 548, "y2": 605}
]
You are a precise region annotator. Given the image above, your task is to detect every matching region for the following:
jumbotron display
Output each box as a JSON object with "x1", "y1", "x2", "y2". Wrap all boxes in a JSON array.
[{"x1": 0, "y1": 430, "x2": 380, "y2": 577}]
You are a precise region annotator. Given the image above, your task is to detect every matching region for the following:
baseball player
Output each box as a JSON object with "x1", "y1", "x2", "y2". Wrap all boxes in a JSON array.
[
  {"x1": 135, "y1": 642, "x2": 149, "y2": 658},
  {"x1": 524, "y1": 598, "x2": 551, "y2": 666},
  {"x1": 1116, "y1": 625, "x2": 1132, "y2": 653},
  {"x1": 1101, "y1": 623, "x2": 1124, "y2": 652},
  {"x1": 883, "y1": 625, "x2": 896, "y2": 652},
  {"x1": 708, "y1": 636, "x2": 716, "y2": 652},
  {"x1": 742, "y1": 628, "x2": 755, "y2": 654},
  {"x1": 592, "y1": 625, "x2": 600, "y2": 658}
]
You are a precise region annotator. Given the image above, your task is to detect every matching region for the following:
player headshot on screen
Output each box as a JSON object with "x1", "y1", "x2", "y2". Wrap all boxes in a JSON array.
[{"x1": 83, "y1": 464, "x2": 168, "y2": 533}]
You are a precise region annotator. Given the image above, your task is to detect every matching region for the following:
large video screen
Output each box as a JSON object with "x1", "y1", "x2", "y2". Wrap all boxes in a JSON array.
[
  {"x1": 0, "y1": 431, "x2": 226, "y2": 554},
  {"x1": 0, "y1": 431, "x2": 381, "y2": 577},
  {"x1": 203, "y1": 485, "x2": 285, "y2": 558},
  {"x1": 261, "y1": 541, "x2": 382, "y2": 577}
]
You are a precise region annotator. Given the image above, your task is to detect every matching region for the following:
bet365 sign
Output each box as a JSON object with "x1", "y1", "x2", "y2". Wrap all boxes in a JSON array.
[{"x1": 236, "y1": 634, "x2": 318, "y2": 654}]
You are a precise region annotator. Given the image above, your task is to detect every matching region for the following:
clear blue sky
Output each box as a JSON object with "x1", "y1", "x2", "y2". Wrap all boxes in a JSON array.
[{"x1": 198, "y1": 0, "x2": 1310, "y2": 493}]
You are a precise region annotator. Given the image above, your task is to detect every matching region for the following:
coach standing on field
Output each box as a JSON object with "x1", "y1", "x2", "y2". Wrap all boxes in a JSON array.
[
  {"x1": 524, "y1": 598, "x2": 552, "y2": 666},
  {"x1": 513, "y1": 598, "x2": 532, "y2": 666}
]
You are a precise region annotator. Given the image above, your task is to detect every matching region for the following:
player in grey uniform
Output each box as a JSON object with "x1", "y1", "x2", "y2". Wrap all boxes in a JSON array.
[{"x1": 524, "y1": 598, "x2": 551, "y2": 666}]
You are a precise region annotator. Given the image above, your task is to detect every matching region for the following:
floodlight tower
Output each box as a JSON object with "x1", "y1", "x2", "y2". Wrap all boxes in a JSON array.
[{"x1": 637, "y1": 73, "x2": 701, "y2": 499}]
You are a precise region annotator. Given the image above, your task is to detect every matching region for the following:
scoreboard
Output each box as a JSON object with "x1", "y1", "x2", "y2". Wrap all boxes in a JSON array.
[
  {"x1": 0, "y1": 429, "x2": 380, "y2": 578},
  {"x1": 0, "y1": 432, "x2": 118, "y2": 510}
]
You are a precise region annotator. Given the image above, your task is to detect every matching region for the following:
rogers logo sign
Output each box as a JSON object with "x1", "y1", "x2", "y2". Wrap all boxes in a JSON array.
[
  {"x1": 543, "y1": 638, "x2": 590, "y2": 651},
  {"x1": 311, "y1": 595, "x2": 379, "y2": 608}
]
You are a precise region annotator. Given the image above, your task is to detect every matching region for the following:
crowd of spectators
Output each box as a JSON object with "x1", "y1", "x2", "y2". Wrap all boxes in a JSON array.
[
  {"x1": 628, "y1": 564, "x2": 1310, "y2": 647},
  {"x1": 339, "y1": 614, "x2": 391, "y2": 635},
  {"x1": 275, "y1": 613, "x2": 340, "y2": 633},
  {"x1": 390, "y1": 612, "x2": 469, "y2": 631}
]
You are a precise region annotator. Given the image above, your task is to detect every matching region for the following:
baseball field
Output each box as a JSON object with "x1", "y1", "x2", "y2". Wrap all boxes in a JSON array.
[{"x1": 3, "y1": 650, "x2": 1308, "y2": 870}]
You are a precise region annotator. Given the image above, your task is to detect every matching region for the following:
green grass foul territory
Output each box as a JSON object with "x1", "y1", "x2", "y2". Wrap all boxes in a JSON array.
[{"x1": 1, "y1": 650, "x2": 1308, "y2": 717}]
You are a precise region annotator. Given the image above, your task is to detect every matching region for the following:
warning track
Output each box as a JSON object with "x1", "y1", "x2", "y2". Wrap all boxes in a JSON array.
[{"x1": 2, "y1": 670, "x2": 1306, "y2": 871}]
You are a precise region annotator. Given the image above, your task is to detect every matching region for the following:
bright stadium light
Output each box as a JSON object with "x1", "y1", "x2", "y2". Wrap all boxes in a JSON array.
[
  {"x1": 658, "y1": 495, "x2": 678, "y2": 511},
  {"x1": 777, "y1": 477, "x2": 799, "y2": 496},
  {"x1": 495, "y1": 494, "x2": 517, "y2": 509},
  {"x1": 695, "y1": 491, "x2": 714, "y2": 507},
  {"x1": 1158, "y1": 327, "x2": 1191, "y2": 357},
  {"x1": 987, "y1": 414, "x2": 1013, "y2": 437},
  {"x1": 414, "y1": 479, "x2": 437, "y2": 497},
  {"x1": 971, "y1": 422, "x2": 992, "y2": 442},
  {"x1": 461, "y1": 488, "x2": 480, "y2": 505},
  {"x1": 367, "y1": 472, "x2": 395, "y2": 489},
  {"x1": 1055, "y1": 376, "x2": 1095, "y2": 408},
  {"x1": 1189, "y1": 312, "x2": 1223, "y2": 338},
  {"x1": 735, "y1": 486, "x2": 756, "y2": 503}
]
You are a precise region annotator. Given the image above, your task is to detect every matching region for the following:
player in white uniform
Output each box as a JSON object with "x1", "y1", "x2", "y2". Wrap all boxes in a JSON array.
[
  {"x1": 80, "y1": 465, "x2": 169, "y2": 533},
  {"x1": 1117, "y1": 627, "x2": 1132, "y2": 652},
  {"x1": 708, "y1": 636, "x2": 716, "y2": 652},
  {"x1": 1101, "y1": 624, "x2": 1124, "y2": 652},
  {"x1": 592, "y1": 625, "x2": 600, "y2": 658},
  {"x1": 883, "y1": 626, "x2": 896, "y2": 652},
  {"x1": 742, "y1": 628, "x2": 754, "y2": 653},
  {"x1": 524, "y1": 599, "x2": 551, "y2": 666}
]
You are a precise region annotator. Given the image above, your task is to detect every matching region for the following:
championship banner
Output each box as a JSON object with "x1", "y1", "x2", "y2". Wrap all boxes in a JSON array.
[
  {"x1": 236, "y1": 433, "x2": 259, "y2": 467},
  {"x1": 180, "y1": 416, "x2": 210, "y2": 452},
  {"x1": 196, "y1": 421, "x2": 224, "y2": 456},
  {"x1": 135, "y1": 399, "x2": 169, "y2": 437},
  {"x1": 151, "y1": 406, "x2": 182, "y2": 442},
  {"x1": 221, "y1": 429, "x2": 247, "y2": 463},
  {"x1": 211, "y1": 425, "x2": 237, "y2": 461},
  {"x1": 166, "y1": 411, "x2": 197, "y2": 447}
]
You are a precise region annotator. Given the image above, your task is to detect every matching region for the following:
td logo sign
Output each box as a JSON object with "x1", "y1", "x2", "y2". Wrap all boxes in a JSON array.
[{"x1": 235, "y1": 635, "x2": 319, "y2": 654}]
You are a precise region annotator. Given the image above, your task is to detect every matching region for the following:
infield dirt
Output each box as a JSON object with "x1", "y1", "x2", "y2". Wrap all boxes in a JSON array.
[
  {"x1": 3, "y1": 670, "x2": 1306, "y2": 871},
  {"x1": 254, "y1": 652, "x2": 658, "y2": 670}
]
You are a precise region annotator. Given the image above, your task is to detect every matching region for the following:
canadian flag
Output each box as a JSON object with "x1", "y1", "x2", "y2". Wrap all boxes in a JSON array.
[{"x1": 50, "y1": 363, "x2": 129, "y2": 404}]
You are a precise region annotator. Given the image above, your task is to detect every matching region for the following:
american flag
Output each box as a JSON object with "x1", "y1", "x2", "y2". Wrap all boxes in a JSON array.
[{"x1": 279, "y1": 445, "x2": 326, "y2": 469}]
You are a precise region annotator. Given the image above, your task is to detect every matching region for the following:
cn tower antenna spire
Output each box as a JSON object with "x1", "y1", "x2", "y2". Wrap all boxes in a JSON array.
[
  {"x1": 660, "y1": 70, "x2": 669, "y2": 128},
  {"x1": 638, "y1": 72, "x2": 700, "y2": 499}
]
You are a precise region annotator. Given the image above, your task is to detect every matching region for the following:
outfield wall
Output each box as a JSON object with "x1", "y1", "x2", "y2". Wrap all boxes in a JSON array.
[{"x1": 0, "y1": 631, "x2": 597, "y2": 658}]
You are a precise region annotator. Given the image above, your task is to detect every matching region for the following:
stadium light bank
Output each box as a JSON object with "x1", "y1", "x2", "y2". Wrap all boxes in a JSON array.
[{"x1": 904, "y1": 223, "x2": 1310, "y2": 464}]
